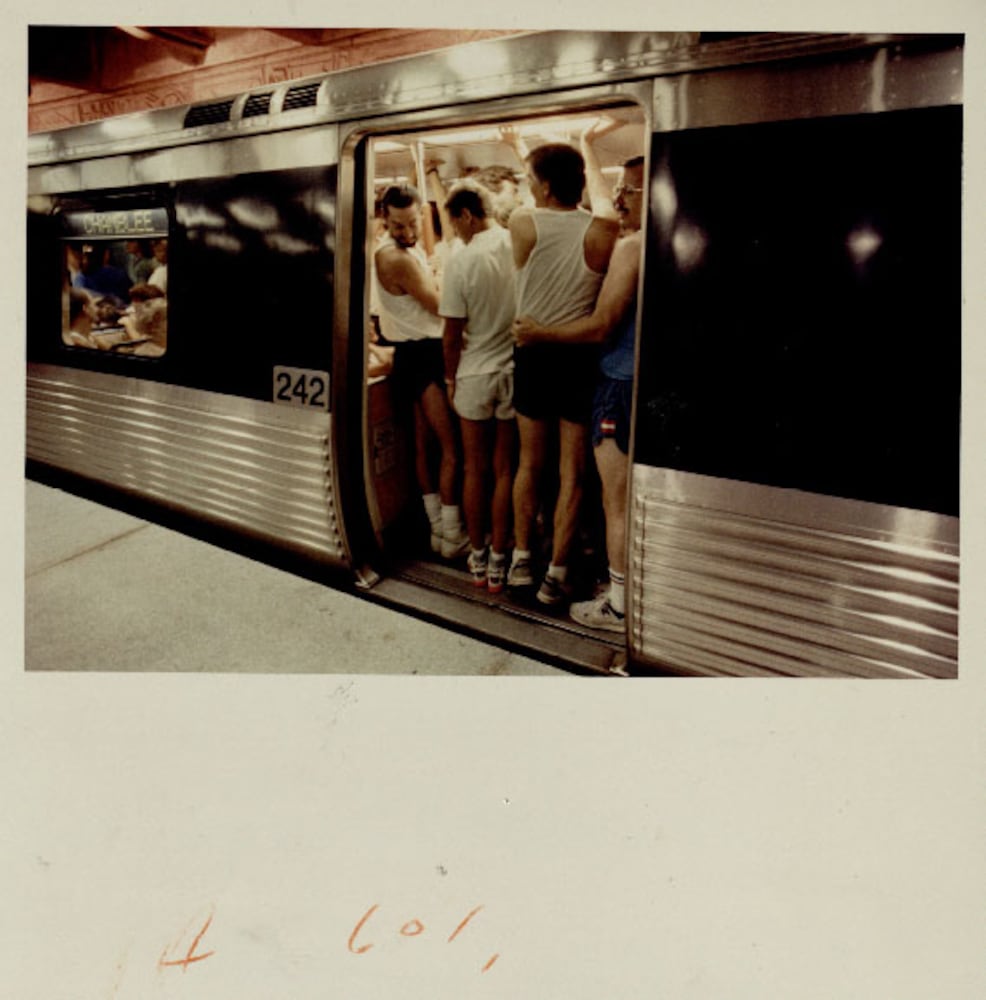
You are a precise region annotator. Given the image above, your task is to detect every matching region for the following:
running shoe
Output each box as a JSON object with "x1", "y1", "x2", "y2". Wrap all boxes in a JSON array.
[
  {"x1": 507, "y1": 556, "x2": 534, "y2": 588},
  {"x1": 535, "y1": 573, "x2": 572, "y2": 608},
  {"x1": 441, "y1": 528, "x2": 470, "y2": 560},
  {"x1": 429, "y1": 518, "x2": 443, "y2": 555},
  {"x1": 487, "y1": 555, "x2": 507, "y2": 594},
  {"x1": 467, "y1": 548, "x2": 489, "y2": 588},
  {"x1": 569, "y1": 593, "x2": 625, "y2": 633}
]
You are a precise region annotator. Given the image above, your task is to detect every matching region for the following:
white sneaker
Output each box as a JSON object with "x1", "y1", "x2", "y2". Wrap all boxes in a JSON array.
[
  {"x1": 429, "y1": 519, "x2": 443, "y2": 554},
  {"x1": 569, "y1": 593, "x2": 625, "y2": 633},
  {"x1": 487, "y1": 555, "x2": 507, "y2": 594},
  {"x1": 536, "y1": 573, "x2": 572, "y2": 608},
  {"x1": 467, "y1": 548, "x2": 489, "y2": 587},
  {"x1": 441, "y1": 528, "x2": 470, "y2": 560},
  {"x1": 507, "y1": 555, "x2": 534, "y2": 588}
]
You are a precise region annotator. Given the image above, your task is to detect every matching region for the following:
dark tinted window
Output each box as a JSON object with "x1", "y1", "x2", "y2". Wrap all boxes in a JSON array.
[
  {"x1": 173, "y1": 166, "x2": 336, "y2": 399},
  {"x1": 635, "y1": 106, "x2": 961, "y2": 516}
]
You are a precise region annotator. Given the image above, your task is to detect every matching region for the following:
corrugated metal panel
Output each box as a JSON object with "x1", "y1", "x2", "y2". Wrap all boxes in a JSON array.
[
  {"x1": 26, "y1": 365, "x2": 346, "y2": 565},
  {"x1": 629, "y1": 467, "x2": 958, "y2": 678}
]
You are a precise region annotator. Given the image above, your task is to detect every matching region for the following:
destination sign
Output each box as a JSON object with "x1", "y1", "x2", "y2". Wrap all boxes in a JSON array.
[{"x1": 62, "y1": 208, "x2": 169, "y2": 239}]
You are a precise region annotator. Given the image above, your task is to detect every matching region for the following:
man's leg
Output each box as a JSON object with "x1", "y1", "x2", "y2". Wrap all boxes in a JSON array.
[
  {"x1": 594, "y1": 437, "x2": 629, "y2": 613},
  {"x1": 411, "y1": 400, "x2": 434, "y2": 496},
  {"x1": 550, "y1": 418, "x2": 588, "y2": 570},
  {"x1": 411, "y1": 400, "x2": 443, "y2": 552},
  {"x1": 568, "y1": 397, "x2": 630, "y2": 631},
  {"x1": 460, "y1": 417, "x2": 491, "y2": 552},
  {"x1": 419, "y1": 381, "x2": 467, "y2": 557},
  {"x1": 512, "y1": 413, "x2": 547, "y2": 553},
  {"x1": 510, "y1": 413, "x2": 547, "y2": 586},
  {"x1": 491, "y1": 418, "x2": 516, "y2": 556},
  {"x1": 418, "y1": 382, "x2": 459, "y2": 506}
]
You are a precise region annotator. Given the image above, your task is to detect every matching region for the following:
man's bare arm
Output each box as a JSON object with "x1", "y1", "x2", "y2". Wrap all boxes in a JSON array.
[
  {"x1": 581, "y1": 119, "x2": 620, "y2": 222},
  {"x1": 376, "y1": 246, "x2": 441, "y2": 314},
  {"x1": 442, "y1": 316, "x2": 467, "y2": 395},
  {"x1": 508, "y1": 207, "x2": 537, "y2": 270},
  {"x1": 513, "y1": 232, "x2": 640, "y2": 346}
]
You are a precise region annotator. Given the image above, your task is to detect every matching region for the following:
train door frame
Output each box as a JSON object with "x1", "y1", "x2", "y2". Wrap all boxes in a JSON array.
[{"x1": 331, "y1": 82, "x2": 653, "y2": 671}]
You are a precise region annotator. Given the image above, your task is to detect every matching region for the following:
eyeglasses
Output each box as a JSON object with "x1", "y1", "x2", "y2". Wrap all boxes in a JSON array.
[{"x1": 613, "y1": 184, "x2": 643, "y2": 198}]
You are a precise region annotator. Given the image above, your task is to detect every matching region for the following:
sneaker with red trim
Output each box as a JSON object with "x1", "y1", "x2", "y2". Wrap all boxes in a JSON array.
[
  {"x1": 467, "y1": 548, "x2": 489, "y2": 587},
  {"x1": 487, "y1": 555, "x2": 507, "y2": 594}
]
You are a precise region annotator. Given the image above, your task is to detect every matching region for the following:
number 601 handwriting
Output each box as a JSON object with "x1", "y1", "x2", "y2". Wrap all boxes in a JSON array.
[{"x1": 348, "y1": 903, "x2": 500, "y2": 973}]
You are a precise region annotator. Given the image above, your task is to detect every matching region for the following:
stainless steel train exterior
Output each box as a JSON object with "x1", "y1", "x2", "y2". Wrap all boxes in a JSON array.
[{"x1": 26, "y1": 30, "x2": 962, "y2": 678}]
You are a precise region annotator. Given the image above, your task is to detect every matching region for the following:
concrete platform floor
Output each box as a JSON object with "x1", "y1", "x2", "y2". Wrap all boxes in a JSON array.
[{"x1": 24, "y1": 481, "x2": 559, "y2": 676}]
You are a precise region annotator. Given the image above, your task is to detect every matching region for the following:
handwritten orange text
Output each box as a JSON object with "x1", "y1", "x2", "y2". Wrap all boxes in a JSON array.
[
  {"x1": 158, "y1": 909, "x2": 216, "y2": 973},
  {"x1": 348, "y1": 903, "x2": 499, "y2": 973}
]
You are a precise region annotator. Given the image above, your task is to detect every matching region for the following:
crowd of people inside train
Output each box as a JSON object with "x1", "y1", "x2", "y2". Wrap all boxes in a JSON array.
[
  {"x1": 63, "y1": 237, "x2": 168, "y2": 357},
  {"x1": 371, "y1": 122, "x2": 644, "y2": 633}
]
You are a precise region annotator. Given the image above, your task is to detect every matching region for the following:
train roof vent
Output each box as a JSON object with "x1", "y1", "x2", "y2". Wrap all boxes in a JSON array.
[
  {"x1": 183, "y1": 99, "x2": 235, "y2": 128},
  {"x1": 242, "y1": 92, "x2": 273, "y2": 118},
  {"x1": 282, "y1": 81, "x2": 321, "y2": 112}
]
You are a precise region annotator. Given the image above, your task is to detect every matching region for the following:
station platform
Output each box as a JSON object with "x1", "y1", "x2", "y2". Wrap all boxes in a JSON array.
[{"x1": 24, "y1": 480, "x2": 558, "y2": 676}]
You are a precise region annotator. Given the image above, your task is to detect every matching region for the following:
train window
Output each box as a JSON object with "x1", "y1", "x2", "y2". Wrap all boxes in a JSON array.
[{"x1": 60, "y1": 207, "x2": 169, "y2": 357}]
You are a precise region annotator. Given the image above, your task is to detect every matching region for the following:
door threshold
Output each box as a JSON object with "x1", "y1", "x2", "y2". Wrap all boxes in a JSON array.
[{"x1": 367, "y1": 558, "x2": 629, "y2": 676}]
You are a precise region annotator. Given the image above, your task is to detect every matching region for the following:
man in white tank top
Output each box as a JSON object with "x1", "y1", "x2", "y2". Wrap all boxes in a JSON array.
[
  {"x1": 513, "y1": 153, "x2": 645, "y2": 633},
  {"x1": 375, "y1": 184, "x2": 467, "y2": 559},
  {"x1": 507, "y1": 140, "x2": 619, "y2": 607}
]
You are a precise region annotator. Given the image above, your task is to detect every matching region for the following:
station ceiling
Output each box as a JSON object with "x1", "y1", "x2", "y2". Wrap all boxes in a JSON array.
[
  {"x1": 28, "y1": 27, "x2": 421, "y2": 94},
  {"x1": 27, "y1": 26, "x2": 754, "y2": 134},
  {"x1": 27, "y1": 26, "x2": 518, "y2": 132}
]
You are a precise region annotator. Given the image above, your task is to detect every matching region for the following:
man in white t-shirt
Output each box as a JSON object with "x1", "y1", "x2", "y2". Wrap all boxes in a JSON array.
[
  {"x1": 439, "y1": 181, "x2": 517, "y2": 592},
  {"x1": 148, "y1": 238, "x2": 168, "y2": 294}
]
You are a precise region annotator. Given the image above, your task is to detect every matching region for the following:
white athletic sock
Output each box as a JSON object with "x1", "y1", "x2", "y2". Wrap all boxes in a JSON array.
[
  {"x1": 511, "y1": 548, "x2": 531, "y2": 567},
  {"x1": 441, "y1": 504, "x2": 465, "y2": 539},
  {"x1": 546, "y1": 563, "x2": 568, "y2": 583},
  {"x1": 423, "y1": 492, "x2": 441, "y2": 527},
  {"x1": 608, "y1": 569, "x2": 626, "y2": 615}
]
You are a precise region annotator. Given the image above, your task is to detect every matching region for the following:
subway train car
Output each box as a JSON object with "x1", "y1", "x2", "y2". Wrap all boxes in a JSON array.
[{"x1": 26, "y1": 30, "x2": 962, "y2": 677}]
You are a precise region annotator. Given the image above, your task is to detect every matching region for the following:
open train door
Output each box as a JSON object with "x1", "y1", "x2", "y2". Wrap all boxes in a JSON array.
[{"x1": 341, "y1": 101, "x2": 652, "y2": 675}]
